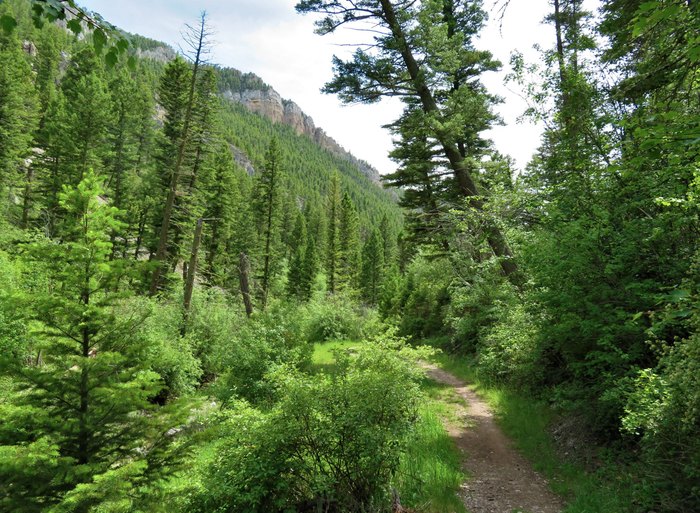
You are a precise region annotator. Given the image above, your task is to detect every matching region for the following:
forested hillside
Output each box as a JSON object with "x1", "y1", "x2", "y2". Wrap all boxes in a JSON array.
[{"x1": 1, "y1": 0, "x2": 699, "y2": 512}]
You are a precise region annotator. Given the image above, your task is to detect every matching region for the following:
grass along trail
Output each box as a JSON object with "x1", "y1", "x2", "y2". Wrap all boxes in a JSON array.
[{"x1": 423, "y1": 363, "x2": 564, "y2": 513}]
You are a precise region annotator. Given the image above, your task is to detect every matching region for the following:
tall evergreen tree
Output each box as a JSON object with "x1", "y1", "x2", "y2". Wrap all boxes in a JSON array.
[
  {"x1": 60, "y1": 47, "x2": 111, "y2": 185},
  {"x1": 300, "y1": 234, "x2": 319, "y2": 301},
  {"x1": 0, "y1": 171, "x2": 182, "y2": 511},
  {"x1": 149, "y1": 13, "x2": 212, "y2": 294},
  {"x1": 203, "y1": 142, "x2": 240, "y2": 285},
  {"x1": 0, "y1": 31, "x2": 38, "y2": 217},
  {"x1": 287, "y1": 211, "x2": 308, "y2": 299},
  {"x1": 296, "y1": 0, "x2": 520, "y2": 283},
  {"x1": 360, "y1": 227, "x2": 384, "y2": 304},
  {"x1": 325, "y1": 171, "x2": 341, "y2": 293},
  {"x1": 379, "y1": 213, "x2": 397, "y2": 267},
  {"x1": 253, "y1": 137, "x2": 284, "y2": 308},
  {"x1": 338, "y1": 192, "x2": 361, "y2": 292}
]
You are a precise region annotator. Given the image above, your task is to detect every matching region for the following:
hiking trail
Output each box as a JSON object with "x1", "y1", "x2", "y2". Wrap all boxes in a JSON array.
[{"x1": 424, "y1": 364, "x2": 564, "y2": 513}]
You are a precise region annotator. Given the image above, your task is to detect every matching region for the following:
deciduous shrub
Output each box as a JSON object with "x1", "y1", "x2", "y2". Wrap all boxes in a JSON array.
[
  {"x1": 303, "y1": 294, "x2": 365, "y2": 342},
  {"x1": 215, "y1": 303, "x2": 313, "y2": 404},
  {"x1": 193, "y1": 335, "x2": 430, "y2": 513},
  {"x1": 477, "y1": 301, "x2": 543, "y2": 389},
  {"x1": 622, "y1": 332, "x2": 700, "y2": 512}
]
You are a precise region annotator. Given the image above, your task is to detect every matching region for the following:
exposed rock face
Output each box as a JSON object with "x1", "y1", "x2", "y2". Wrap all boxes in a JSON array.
[
  {"x1": 22, "y1": 40, "x2": 37, "y2": 57},
  {"x1": 222, "y1": 86, "x2": 382, "y2": 184},
  {"x1": 229, "y1": 144, "x2": 256, "y2": 176},
  {"x1": 135, "y1": 46, "x2": 176, "y2": 63},
  {"x1": 133, "y1": 38, "x2": 382, "y2": 183}
]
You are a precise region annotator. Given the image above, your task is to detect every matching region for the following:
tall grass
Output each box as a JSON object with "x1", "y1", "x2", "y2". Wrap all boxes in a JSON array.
[{"x1": 396, "y1": 401, "x2": 467, "y2": 513}]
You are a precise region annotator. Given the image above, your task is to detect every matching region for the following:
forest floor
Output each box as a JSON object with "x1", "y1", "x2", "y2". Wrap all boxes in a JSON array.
[{"x1": 423, "y1": 363, "x2": 564, "y2": 513}]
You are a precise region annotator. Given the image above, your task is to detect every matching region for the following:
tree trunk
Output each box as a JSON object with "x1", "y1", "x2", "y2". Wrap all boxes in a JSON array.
[
  {"x1": 378, "y1": 0, "x2": 521, "y2": 285},
  {"x1": 239, "y1": 252, "x2": 254, "y2": 317},
  {"x1": 21, "y1": 165, "x2": 33, "y2": 228},
  {"x1": 182, "y1": 217, "x2": 204, "y2": 333}
]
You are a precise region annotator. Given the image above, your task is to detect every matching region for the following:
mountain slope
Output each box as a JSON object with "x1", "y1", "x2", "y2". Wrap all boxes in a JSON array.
[{"x1": 128, "y1": 33, "x2": 400, "y2": 230}]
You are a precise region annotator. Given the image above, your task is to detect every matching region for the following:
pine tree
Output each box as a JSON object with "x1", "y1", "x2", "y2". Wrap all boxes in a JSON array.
[
  {"x1": 304, "y1": 201, "x2": 327, "y2": 265},
  {"x1": 361, "y1": 227, "x2": 384, "y2": 304},
  {"x1": 106, "y1": 68, "x2": 144, "y2": 256},
  {"x1": 379, "y1": 213, "x2": 397, "y2": 268},
  {"x1": 0, "y1": 171, "x2": 182, "y2": 511},
  {"x1": 35, "y1": 91, "x2": 69, "y2": 235},
  {"x1": 170, "y1": 66, "x2": 219, "y2": 267},
  {"x1": 338, "y1": 192, "x2": 361, "y2": 292},
  {"x1": 296, "y1": 0, "x2": 520, "y2": 283},
  {"x1": 60, "y1": 47, "x2": 111, "y2": 185},
  {"x1": 300, "y1": 234, "x2": 319, "y2": 301},
  {"x1": 149, "y1": 13, "x2": 212, "y2": 294},
  {"x1": 287, "y1": 211, "x2": 307, "y2": 299},
  {"x1": 0, "y1": 31, "x2": 38, "y2": 217},
  {"x1": 253, "y1": 137, "x2": 284, "y2": 308},
  {"x1": 203, "y1": 142, "x2": 240, "y2": 285},
  {"x1": 326, "y1": 172, "x2": 341, "y2": 293}
]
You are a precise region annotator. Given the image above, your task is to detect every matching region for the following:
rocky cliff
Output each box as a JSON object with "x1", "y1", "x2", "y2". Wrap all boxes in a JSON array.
[
  {"x1": 133, "y1": 39, "x2": 383, "y2": 184},
  {"x1": 221, "y1": 87, "x2": 382, "y2": 184}
]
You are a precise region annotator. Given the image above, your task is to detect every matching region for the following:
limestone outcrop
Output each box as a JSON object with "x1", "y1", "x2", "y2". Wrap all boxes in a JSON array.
[{"x1": 223, "y1": 86, "x2": 381, "y2": 184}]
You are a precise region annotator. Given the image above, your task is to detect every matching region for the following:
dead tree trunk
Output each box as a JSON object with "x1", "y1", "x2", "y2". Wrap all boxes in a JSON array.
[{"x1": 239, "y1": 252, "x2": 254, "y2": 317}]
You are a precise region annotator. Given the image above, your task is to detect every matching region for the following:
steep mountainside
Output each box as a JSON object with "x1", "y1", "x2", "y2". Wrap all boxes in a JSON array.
[
  {"x1": 218, "y1": 71, "x2": 381, "y2": 184},
  {"x1": 132, "y1": 35, "x2": 383, "y2": 185}
]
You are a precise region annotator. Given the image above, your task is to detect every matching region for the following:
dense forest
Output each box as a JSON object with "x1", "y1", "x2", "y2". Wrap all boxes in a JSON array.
[{"x1": 0, "y1": 0, "x2": 698, "y2": 512}]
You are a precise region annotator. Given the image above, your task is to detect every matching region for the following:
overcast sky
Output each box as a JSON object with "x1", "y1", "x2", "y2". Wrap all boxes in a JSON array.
[{"x1": 80, "y1": 0, "x2": 562, "y2": 175}]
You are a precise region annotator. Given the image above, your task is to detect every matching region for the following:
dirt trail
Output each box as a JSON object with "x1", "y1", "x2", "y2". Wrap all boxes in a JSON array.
[{"x1": 424, "y1": 364, "x2": 564, "y2": 513}]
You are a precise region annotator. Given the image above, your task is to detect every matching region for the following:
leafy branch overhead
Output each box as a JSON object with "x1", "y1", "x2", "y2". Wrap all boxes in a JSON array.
[{"x1": 1, "y1": 0, "x2": 133, "y2": 67}]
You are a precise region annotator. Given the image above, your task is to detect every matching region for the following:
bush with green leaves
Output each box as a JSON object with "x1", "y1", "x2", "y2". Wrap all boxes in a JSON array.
[
  {"x1": 447, "y1": 265, "x2": 515, "y2": 354},
  {"x1": 621, "y1": 331, "x2": 700, "y2": 512},
  {"x1": 185, "y1": 287, "x2": 246, "y2": 379},
  {"x1": 136, "y1": 297, "x2": 202, "y2": 399},
  {"x1": 193, "y1": 333, "x2": 430, "y2": 513},
  {"x1": 215, "y1": 302, "x2": 313, "y2": 404},
  {"x1": 395, "y1": 256, "x2": 452, "y2": 340},
  {"x1": 303, "y1": 293, "x2": 366, "y2": 343},
  {"x1": 477, "y1": 301, "x2": 543, "y2": 390}
]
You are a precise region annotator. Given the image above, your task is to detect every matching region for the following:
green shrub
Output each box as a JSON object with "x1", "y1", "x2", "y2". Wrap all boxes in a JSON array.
[
  {"x1": 216, "y1": 303, "x2": 313, "y2": 404},
  {"x1": 622, "y1": 332, "x2": 700, "y2": 512},
  {"x1": 396, "y1": 257, "x2": 452, "y2": 339},
  {"x1": 193, "y1": 334, "x2": 430, "y2": 513},
  {"x1": 186, "y1": 287, "x2": 245, "y2": 379},
  {"x1": 447, "y1": 272, "x2": 514, "y2": 353},
  {"x1": 477, "y1": 301, "x2": 543, "y2": 389},
  {"x1": 136, "y1": 297, "x2": 202, "y2": 399},
  {"x1": 304, "y1": 294, "x2": 365, "y2": 343}
]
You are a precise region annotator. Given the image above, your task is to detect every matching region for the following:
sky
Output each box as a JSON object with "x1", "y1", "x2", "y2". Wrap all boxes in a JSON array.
[{"x1": 79, "y1": 0, "x2": 559, "y2": 176}]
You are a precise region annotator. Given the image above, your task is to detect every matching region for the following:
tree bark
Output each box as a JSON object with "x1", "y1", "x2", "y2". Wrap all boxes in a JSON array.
[
  {"x1": 239, "y1": 252, "x2": 254, "y2": 317},
  {"x1": 182, "y1": 217, "x2": 204, "y2": 333}
]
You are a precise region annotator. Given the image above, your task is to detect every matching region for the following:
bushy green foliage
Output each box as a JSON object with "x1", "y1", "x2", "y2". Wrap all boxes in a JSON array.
[
  {"x1": 0, "y1": 172, "x2": 186, "y2": 512},
  {"x1": 192, "y1": 334, "x2": 429, "y2": 513},
  {"x1": 477, "y1": 301, "x2": 543, "y2": 390},
  {"x1": 303, "y1": 294, "x2": 367, "y2": 343},
  {"x1": 621, "y1": 331, "x2": 700, "y2": 512},
  {"x1": 215, "y1": 303, "x2": 312, "y2": 404},
  {"x1": 393, "y1": 256, "x2": 452, "y2": 340},
  {"x1": 137, "y1": 297, "x2": 202, "y2": 399}
]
